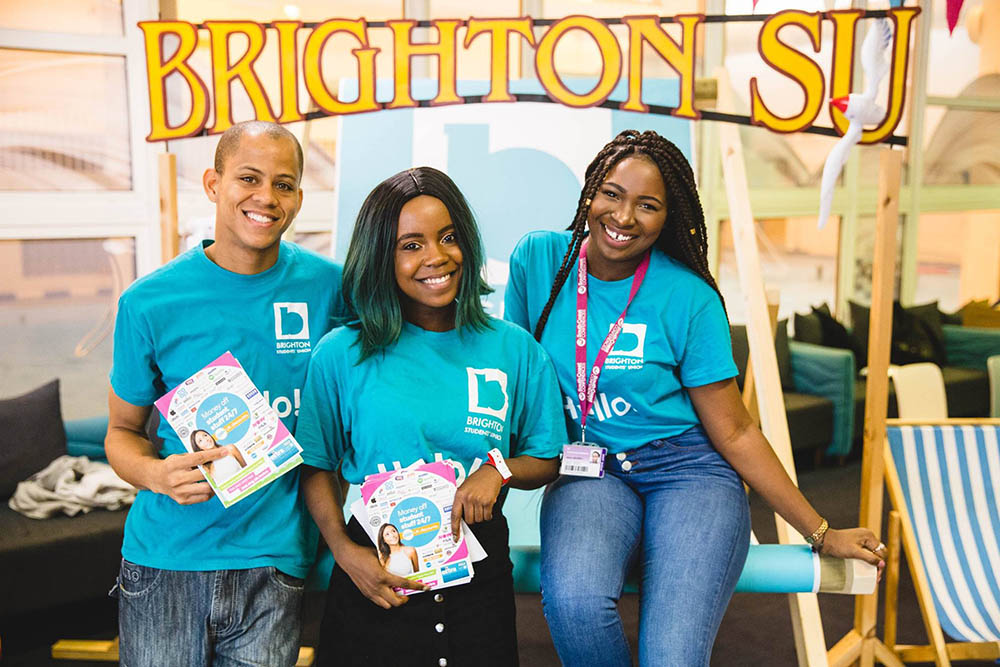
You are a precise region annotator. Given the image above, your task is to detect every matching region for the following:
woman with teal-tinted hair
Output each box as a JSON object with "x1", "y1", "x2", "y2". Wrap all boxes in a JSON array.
[{"x1": 296, "y1": 167, "x2": 566, "y2": 666}]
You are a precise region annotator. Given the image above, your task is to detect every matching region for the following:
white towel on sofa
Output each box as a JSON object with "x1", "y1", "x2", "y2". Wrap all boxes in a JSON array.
[{"x1": 8, "y1": 455, "x2": 136, "y2": 519}]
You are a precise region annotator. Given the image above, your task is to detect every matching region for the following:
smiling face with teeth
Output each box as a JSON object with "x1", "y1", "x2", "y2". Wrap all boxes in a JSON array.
[
  {"x1": 203, "y1": 129, "x2": 303, "y2": 274},
  {"x1": 585, "y1": 156, "x2": 668, "y2": 282},
  {"x1": 394, "y1": 195, "x2": 464, "y2": 331}
]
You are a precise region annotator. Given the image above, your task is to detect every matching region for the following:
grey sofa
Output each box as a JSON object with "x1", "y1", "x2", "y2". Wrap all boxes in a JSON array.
[{"x1": 0, "y1": 417, "x2": 126, "y2": 617}]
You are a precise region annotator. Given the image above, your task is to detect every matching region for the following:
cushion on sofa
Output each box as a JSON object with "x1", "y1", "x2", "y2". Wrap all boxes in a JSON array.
[
  {"x1": 849, "y1": 300, "x2": 947, "y2": 368},
  {"x1": 794, "y1": 303, "x2": 854, "y2": 352},
  {"x1": 940, "y1": 307, "x2": 963, "y2": 325},
  {"x1": 813, "y1": 305, "x2": 853, "y2": 352},
  {"x1": 0, "y1": 380, "x2": 66, "y2": 498},
  {"x1": 794, "y1": 311, "x2": 823, "y2": 345},
  {"x1": 961, "y1": 300, "x2": 1000, "y2": 328},
  {"x1": 65, "y1": 415, "x2": 111, "y2": 461},
  {"x1": 891, "y1": 303, "x2": 946, "y2": 366},
  {"x1": 944, "y1": 324, "x2": 1000, "y2": 369}
]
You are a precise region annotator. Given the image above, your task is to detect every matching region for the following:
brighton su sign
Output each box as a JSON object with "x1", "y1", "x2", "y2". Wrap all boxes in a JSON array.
[{"x1": 140, "y1": 9, "x2": 920, "y2": 145}]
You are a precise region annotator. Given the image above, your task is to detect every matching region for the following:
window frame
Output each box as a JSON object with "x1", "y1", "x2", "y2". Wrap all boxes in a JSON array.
[{"x1": 0, "y1": 0, "x2": 162, "y2": 277}]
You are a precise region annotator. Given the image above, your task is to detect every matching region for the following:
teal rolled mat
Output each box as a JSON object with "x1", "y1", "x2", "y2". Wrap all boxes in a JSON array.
[{"x1": 509, "y1": 544, "x2": 875, "y2": 595}]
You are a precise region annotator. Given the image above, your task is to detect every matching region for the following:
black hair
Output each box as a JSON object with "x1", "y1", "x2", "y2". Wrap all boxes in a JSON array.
[
  {"x1": 343, "y1": 166, "x2": 493, "y2": 360},
  {"x1": 533, "y1": 129, "x2": 723, "y2": 340},
  {"x1": 377, "y1": 523, "x2": 398, "y2": 562},
  {"x1": 213, "y1": 120, "x2": 304, "y2": 180}
]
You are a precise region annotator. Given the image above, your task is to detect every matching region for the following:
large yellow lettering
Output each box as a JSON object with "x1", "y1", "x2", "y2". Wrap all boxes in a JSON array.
[
  {"x1": 829, "y1": 8, "x2": 922, "y2": 144},
  {"x1": 274, "y1": 21, "x2": 303, "y2": 124},
  {"x1": 205, "y1": 21, "x2": 276, "y2": 134},
  {"x1": 388, "y1": 19, "x2": 463, "y2": 108},
  {"x1": 535, "y1": 16, "x2": 621, "y2": 108},
  {"x1": 139, "y1": 21, "x2": 208, "y2": 141},
  {"x1": 621, "y1": 15, "x2": 703, "y2": 119},
  {"x1": 750, "y1": 10, "x2": 825, "y2": 134},
  {"x1": 464, "y1": 18, "x2": 535, "y2": 103},
  {"x1": 302, "y1": 19, "x2": 380, "y2": 116}
]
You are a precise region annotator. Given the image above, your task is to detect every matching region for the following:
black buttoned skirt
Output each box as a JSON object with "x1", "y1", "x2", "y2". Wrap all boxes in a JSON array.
[{"x1": 315, "y1": 511, "x2": 519, "y2": 667}]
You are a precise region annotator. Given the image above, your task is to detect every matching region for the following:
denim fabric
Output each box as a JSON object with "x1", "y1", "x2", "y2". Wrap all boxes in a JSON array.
[
  {"x1": 540, "y1": 426, "x2": 751, "y2": 667},
  {"x1": 117, "y1": 560, "x2": 304, "y2": 667}
]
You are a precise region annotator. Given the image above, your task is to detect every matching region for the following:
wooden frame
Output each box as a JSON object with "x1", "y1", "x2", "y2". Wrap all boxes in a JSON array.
[
  {"x1": 880, "y1": 418, "x2": 1000, "y2": 666},
  {"x1": 159, "y1": 152, "x2": 180, "y2": 263},
  {"x1": 0, "y1": 0, "x2": 165, "y2": 277},
  {"x1": 717, "y1": 68, "x2": 828, "y2": 667},
  {"x1": 827, "y1": 147, "x2": 907, "y2": 667}
]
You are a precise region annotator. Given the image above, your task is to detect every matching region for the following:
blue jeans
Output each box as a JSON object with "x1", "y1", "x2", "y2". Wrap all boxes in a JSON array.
[
  {"x1": 117, "y1": 560, "x2": 304, "y2": 667},
  {"x1": 540, "y1": 426, "x2": 751, "y2": 667}
]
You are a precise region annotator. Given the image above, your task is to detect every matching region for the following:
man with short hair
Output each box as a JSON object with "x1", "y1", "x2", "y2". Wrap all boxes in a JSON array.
[{"x1": 106, "y1": 121, "x2": 345, "y2": 666}]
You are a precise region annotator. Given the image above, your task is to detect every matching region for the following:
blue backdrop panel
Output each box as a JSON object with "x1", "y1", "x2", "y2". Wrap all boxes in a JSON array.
[{"x1": 334, "y1": 78, "x2": 690, "y2": 317}]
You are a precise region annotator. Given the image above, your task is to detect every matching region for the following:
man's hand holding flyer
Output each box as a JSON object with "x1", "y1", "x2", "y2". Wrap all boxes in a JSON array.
[{"x1": 154, "y1": 351, "x2": 304, "y2": 507}]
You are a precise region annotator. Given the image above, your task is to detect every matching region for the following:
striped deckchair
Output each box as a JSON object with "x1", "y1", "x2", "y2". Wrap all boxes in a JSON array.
[{"x1": 882, "y1": 419, "x2": 1000, "y2": 666}]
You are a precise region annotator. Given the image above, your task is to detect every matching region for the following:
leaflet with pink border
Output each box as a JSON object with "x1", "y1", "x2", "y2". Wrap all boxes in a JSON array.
[
  {"x1": 154, "y1": 351, "x2": 303, "y2": 508},
  {"x1": 358, "y1": 462, "x2": 476, "y2": 593}
]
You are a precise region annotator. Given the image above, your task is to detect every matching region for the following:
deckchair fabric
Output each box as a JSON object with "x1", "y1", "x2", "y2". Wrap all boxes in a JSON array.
[{"x1": 886, "y1": 424, "x2": 1000, "y2": 643}]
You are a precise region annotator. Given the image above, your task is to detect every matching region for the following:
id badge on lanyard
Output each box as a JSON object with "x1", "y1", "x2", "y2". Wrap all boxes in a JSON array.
[
  {"x1": 559, "y1": 238, "x2": 649, "y2": 478},
  {"x1": 560, "y1": 442, "x2": 607, "y2": 478}
]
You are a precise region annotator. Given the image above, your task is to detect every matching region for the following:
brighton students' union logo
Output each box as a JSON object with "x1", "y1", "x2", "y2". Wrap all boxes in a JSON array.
[
  {"x1": 466, "y1": 367, "x2": 509, "y2": 421},
  {"x1": 274, "y1": 303, "x2": 309, "y2": 340},
  {"x1": 273, "y1": 303, "x2": 311, "y2": 354},
  {"x1": 612, "y1": 322, "x2": 646, "y2": 358},
  {"x1": 604, "y1": 322, "x2": 647, "y2": 370}
]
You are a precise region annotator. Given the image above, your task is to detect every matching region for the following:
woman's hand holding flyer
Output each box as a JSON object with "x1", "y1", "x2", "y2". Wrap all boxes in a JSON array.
[
  {"x1": 450, "y1": 465, "x2": 504, "y2": 536},
  {"x1": 333, "y1": 540, "x2": 428, "y2": 610},
  {"x1": 357, "y1": 462, "x2": 481, "y2": 595}
]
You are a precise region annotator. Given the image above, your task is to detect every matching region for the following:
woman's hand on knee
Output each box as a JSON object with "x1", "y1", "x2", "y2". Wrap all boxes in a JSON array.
[
  {"x1": 337, "y1": 542, "x2": 428, "y2": 609},
  {"x1": 451, "y1": 466, "x2": 503, "y2": 535},
  {"x1": 821, "y1": 528, "x2": 887, "y2": 581}
]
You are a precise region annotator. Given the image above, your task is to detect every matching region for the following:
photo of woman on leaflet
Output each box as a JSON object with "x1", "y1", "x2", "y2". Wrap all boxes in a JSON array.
[
  {"x1": 376, "y1": 523, "x2": 419, "y2": 576},
  {"x1": 189, "y1": 428, "x2": 247, "y2": 482}
]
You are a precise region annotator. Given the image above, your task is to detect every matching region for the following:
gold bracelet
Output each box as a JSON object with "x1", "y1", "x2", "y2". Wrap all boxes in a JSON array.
[{"x1": 805, "y1": 518, "x2": 829, "y2": 546}]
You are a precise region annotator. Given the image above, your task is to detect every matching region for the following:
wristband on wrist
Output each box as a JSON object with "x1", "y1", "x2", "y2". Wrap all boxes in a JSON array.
[
  {"x1": 805, "y1": 518, "x2": 829, "y2": 553},
  {"x1": 484, "y1": 448, "x2": 512, "y2": 485}
]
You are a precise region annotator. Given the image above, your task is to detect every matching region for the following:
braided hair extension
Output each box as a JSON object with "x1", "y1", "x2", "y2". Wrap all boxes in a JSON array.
[{"x1": 532, "y1": 129, "x2": 724, "y2": 341}]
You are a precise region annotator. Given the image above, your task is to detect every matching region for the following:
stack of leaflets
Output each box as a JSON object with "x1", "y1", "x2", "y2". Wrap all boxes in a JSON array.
[
  {"x1": 154, "y1": 351, "x2": 304, "y2": 507},
  {"x1": 353, "y1": 461, "x2": 485, "y2": 594}
]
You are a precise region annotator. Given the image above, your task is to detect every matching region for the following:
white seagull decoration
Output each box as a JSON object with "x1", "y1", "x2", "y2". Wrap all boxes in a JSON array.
[{"x1": 817, "y1": 18, "x2": 893, "y2": 229}]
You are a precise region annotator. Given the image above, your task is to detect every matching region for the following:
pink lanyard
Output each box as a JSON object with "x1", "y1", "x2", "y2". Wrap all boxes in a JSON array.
[{"x1": 575, "y1": 238, "x2": 650, "y2": 441}]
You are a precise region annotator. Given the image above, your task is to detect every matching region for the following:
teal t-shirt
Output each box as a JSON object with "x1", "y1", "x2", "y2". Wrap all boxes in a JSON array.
[
  {"x1": 296, "y1": 319, "x2": 565, "y2": 484},
  {"x1": 110, "y1": 240, "x2": 346, "y2": 577},
  {"x1": 504, "y1": 230, "x2": 737, "y2": 453}
]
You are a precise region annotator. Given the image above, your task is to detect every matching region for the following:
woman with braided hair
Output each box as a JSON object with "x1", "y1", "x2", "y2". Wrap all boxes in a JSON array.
[{"x1": 504, "y1": 129, "x2": 885, "y2": 666}]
